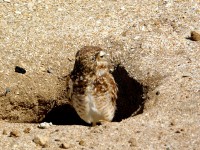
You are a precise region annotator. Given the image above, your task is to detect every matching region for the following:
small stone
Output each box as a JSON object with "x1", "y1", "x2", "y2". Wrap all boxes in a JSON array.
[
  {"x1": 10, "y1": 130, "x2": 20, "y2": 137},
  {"x1": 33, "y1": 135, "x2": 49, "y2": 147},
  {"x1": 79, "y1": 140, "x2": 85, "y2": 146},
  {"x1": 175, "y1": 130, "x2": 181, "y2": 133},
  {"x1": 5, "y1": 87, "x2": 11, "y2": 93},
  {"x1": 60, "y1": 143, "x2": 71, "y2": 149},
  {"x1": 191, "y1": 31, "x2": 200, "y2": 41},
  {"x1": 156, "y1": 91, "x2": 160, "y2": 95},
  {"x1": 23, "y1": 127, "x2": 31, "y2": 133},
  {"x1": 68, "y1": 57, "x2": 73, "y2": 61},
  {"x1": 47, "y1": 68, "x2": 53, "y2": 73},
  {"x1": 128, "y1": 138, "x2": 137, "y2": 147},
  {"x1": 2, "y1": 129, "x2": 8, "y2": 135},
  {"x1": 15, "y1": 11, "x2": 22, "y2": 15},
  {"x1": 3, "y1": 0, "x2": 10, "y2": 2},
  {"x1": 15, "y1": 66, "x2": 26, "y2": 74},
  {"x1": 38, "y1": 122, "x2": 53, "y2": 129},
  {"x1": 57, "y1": 8, "x2": 63, "y2": 11}
]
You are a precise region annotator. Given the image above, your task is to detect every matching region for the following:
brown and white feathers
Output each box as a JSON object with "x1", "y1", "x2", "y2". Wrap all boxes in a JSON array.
[{"x1": 67, "y1": 46, "x2": 118, "y2": 126}]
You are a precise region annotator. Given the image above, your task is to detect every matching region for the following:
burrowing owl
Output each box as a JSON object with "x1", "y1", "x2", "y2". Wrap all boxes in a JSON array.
[{"x1": 66, "y1": 46, "x2": 118, "y2": 126}]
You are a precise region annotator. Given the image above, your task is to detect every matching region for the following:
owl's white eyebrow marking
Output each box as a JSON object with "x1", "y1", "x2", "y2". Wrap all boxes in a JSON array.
[{"x1": 99, "y1": 51, "x2": 106, "y2": 57}]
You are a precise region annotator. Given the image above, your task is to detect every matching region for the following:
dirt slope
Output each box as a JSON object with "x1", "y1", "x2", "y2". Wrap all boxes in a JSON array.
[{"x1": 0, "y1": 0, "x2": 200, "y2": 149}]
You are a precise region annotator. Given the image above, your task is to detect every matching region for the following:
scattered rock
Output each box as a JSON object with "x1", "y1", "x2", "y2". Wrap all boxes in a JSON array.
[
  {"x1": 10, "y1": 130, "x2": 20, "y2": 137},
  {"x1": 2, "y1": 129, "x2": 8, "y2": 135},
  {"x1": 128, "y1": 137, "x2": 137, "y2": 147},
  {"x1": 0, "y1": 88, "x2": 10, "y2": 97},
  {"x1": 38, "y1": 122, "x2": 53, "y2": 129},
  {"x1": 15, "y1": 66, "x2": 26, "y2": 74},
  {"x1": 3, "y1": 0, "x2": 10, "y2": 2},
  {"x1": 23, "y1": 127, "x2": 31, "y2": 134},
  {"x1": 33, "y1": 135, "x2": 49, "y2": 148},
  {"x1": 156, "y1": 91, "x2": 160, "y2": 95},
  {"x1": 175, "y1": 130, "x2": 181, "y2": 133},
  {"x1": 55, "y1": 139, "x2": 60, "y2": 142},
  {"x1": 191, "y1": 31, "x2": 200, "y2": 41},
  {"x1": 5, "y1": 87, "x2": 11, "y2": 95},
  {"x1": 15, "y1": 11, "x2": 22, "y2": 15},
  {"x1": 60, "y1": 143, "x2": 71, "y2": 149},
  {"x1": 79, "y1": 140, "x2": 85, "y2": 146},
  {"x1": 47, "y1": 68, "x2": 53, "y2": 73}
]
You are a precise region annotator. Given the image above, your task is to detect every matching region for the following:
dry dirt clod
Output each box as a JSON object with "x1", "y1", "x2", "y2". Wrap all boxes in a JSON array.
[
  {"x1": 79, "y1": 140, "x2": 85, "y2": 146},
  {"x1": 128, "y1": 137, "x2": 137, "y2": 147},
  {"x1": 191, "y1": 31, "x2": 200, "y2": 41},
  {"x1": 33, "y1": 135, "x2": 49, "y2": 148},
  {"x1": 2, "y1": 129, "x2": 8, "y2": 135},
  {"x1": 60, "y1": 143, "x2": 71, "y2": 149},
  {"x1": 10, "y1": 130, "x2": 20, "y2": 137},
  {"x1": 23, "y1": 127, "x2": 31, "y2": 134}
]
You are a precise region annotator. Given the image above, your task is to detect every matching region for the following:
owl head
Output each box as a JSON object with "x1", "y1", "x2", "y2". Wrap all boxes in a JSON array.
[{"x1": 74, "y1": 46, "x2": 110, "y2": 74}]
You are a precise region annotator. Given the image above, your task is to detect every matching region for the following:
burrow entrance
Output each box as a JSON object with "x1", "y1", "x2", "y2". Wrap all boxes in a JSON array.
[{"x1": 42, "y1": 65, "x2": 148, "y2": 125}]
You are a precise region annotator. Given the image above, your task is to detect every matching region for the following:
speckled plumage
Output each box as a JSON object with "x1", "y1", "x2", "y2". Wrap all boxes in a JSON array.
[{"x1": 66, "y1": 46, "x2": 118, "y2": 126}]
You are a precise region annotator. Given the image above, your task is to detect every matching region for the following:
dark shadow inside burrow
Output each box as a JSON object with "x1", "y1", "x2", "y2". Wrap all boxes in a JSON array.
[
  {"x1": 42, "y1": 65, "x2": 148, "y2": 125},
  {"x1": 42, "y1": 104, "x2": 89, "y2": 125},
  {"x1": 112, "y1": 65, "x2": 148, "y2": 122}
]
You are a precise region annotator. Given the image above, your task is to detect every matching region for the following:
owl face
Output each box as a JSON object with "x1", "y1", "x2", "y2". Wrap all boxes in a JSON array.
[{"x1": 75, "y1": 46, "x2": 110, "y2": 73}]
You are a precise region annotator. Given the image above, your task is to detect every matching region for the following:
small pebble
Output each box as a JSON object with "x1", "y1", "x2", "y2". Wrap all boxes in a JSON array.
[
  {"x1": 5, "y1": 87, "x2": 11, "y2": 93},
  {"x1": 15, "y1": 66, "x2": 26, "y2": 74},
  {"x1": 4, "y1": 0, "x2": 10, "y2": 2},
  {"x1": 128, "y1": 137, "x2": 137, "y2": 147},
  {"x1": 79, "y1": 140, "x2": 85, "y2": 146},
  {"x1": 10, "y1": 130, "x2": 20, "y2": 137},
  {"x1": 23, "y1": 127, "x2": 31, "y2": 133},
  {"x1": 2, "y1": 129, "x2": 8, "y2": 135},
  {"x1": 191, "y1": 31, "x2": 200, "y2": 41},
  {"x1": 47, "y1": 68, "x2": 53, "y2": 73},
  {"x1": 175, "y1": 130, "x2": 181, "y2": 133},
  {"x1": 156, "y1": 91, "x2": 160, "y2": 95},
  {"x1": 38, "y1": 122, "x2": 53, "y2": 129},
  {"x1": 33, "y1": 135, "x2": 49, "y2": 147},
  {"x1": 60, "y1": 143, "x2": 71, "y2": 149},
  {"x1": 15, "y1": 11, "x2": 22, "y2": 15}
]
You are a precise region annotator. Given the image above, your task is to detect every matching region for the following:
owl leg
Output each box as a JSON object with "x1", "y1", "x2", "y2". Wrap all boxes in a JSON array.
[{"x1": 99, "y1": 120, "x2": 110, "y2": 125}]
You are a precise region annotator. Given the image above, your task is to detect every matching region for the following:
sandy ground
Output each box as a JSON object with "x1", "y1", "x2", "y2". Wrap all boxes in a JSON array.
[{"x1": 0, "y1": 0, "x2": 200, "y2": 149}]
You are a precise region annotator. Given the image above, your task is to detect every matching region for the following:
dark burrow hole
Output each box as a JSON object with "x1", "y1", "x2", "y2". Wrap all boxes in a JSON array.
[{"x1": 42, "y1": 65, "x2": 148, "y2": 125}]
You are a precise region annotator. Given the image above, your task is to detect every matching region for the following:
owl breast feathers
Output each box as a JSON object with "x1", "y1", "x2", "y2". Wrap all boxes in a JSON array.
[{"x1": 67, "y1": 46, "x2": 118, "y2": 126}]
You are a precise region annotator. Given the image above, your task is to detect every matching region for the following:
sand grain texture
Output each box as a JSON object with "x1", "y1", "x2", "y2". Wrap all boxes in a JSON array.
[{"x1": 0, "y1": 0, "x2": 200, "y2": 149}]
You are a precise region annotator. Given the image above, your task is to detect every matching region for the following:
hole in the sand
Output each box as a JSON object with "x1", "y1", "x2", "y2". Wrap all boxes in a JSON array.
[
  {"x1": 42, "y1": 104, "x2": 89, "y2": 125},
  {"x1": 42, "y1": 65, "x2": 148, "y2": 125},
  {"x1": 112, "y1": 65, "x2": 148, "y2": 122}
]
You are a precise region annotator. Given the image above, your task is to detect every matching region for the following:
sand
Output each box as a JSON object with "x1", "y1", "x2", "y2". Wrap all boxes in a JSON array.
[{"x1": 0, "y1": 0, "x2": 200, "y2": 149}]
